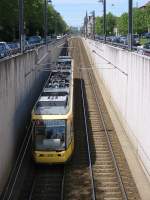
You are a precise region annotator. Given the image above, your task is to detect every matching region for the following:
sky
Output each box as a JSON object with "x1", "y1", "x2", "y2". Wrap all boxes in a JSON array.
[{"x1": 52, "y1": 0, "x2": 148, "y2": 27}]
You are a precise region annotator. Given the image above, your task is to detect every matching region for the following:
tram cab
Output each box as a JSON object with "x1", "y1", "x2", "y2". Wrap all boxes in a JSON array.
[{"x1": 32, "y1": 117, "x2": 74, "y2": 164}]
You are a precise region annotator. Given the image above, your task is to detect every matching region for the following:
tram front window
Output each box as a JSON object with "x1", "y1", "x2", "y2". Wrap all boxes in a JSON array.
[{"x1": 34, "y1": 120, "x2": 66, "y2": 151}]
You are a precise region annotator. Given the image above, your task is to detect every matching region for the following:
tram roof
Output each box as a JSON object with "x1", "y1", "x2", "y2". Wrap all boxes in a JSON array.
[{"x1": 33, "y1": 60, "x2": 73, "y2": 116}]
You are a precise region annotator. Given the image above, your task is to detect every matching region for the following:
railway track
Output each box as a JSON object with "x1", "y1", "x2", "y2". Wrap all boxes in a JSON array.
[
  {"x1": 63, "y1": 37, "x2": 141, "y2": 199},
  {"x1": 22, "y1": 165, "x2": 64, "y2": 200},
  {"x1": 17, "y1": 164, "x2": 64, "y2": 200}
]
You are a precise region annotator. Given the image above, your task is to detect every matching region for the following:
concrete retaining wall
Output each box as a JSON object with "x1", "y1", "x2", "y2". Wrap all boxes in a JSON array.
[
  {"x1": 0, "y1": 41, "x2": 63, "y2": 193},
  {"x1": 84, "y1": 38, "x2": 150, "y2": 181}
]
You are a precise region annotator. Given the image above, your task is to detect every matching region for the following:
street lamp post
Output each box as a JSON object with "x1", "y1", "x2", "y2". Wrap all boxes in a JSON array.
[
  {"x1": 92, "y1": 11, "x2": 95, "y2": 40},
  {"x1": 85, "y1": 11, "x2": 88, "y2": 38},
  {"x1": 19, "y1": 0, "x2": 24, "y2": 53},
  {"x1": 103, "y1": 0, "x2": 106, "y2": 43},
  {"x1": 44, "y1": 0, "x2": 52, "y2": 45},
  {"x1": 128, "y1": 0, "x2": 133, "y2": 51},
  {"x1": 44, "y1": 0, "x2": 48, "y2": 44},
  {"x1": 99, "y1": 0, "x2": 106, "y2": 43}
]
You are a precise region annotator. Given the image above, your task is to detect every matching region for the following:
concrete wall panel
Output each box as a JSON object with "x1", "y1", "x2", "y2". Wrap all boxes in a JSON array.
[{"x1": 84, "y1": 39, "x2": 150, "y2": 181}]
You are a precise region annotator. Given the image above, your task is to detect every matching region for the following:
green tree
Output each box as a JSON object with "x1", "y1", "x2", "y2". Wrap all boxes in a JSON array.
[
  {"x1": 106, "y1": 12, "x2": 116, "y2": 35},
  {"x1": 95, "y1": 16, "x2": 103, "y2": 35},
  {"x1": 24, "y1": 0, "x2": 44, "y2": 36},
  {"x1": 117, "y1": 7, "x2": 149, "y2": 35},
  {"x1": 95, "y1": 12, "x2": 116, "y2": 36},
  {"x1": 0, "y1": 0, "x2": 67, "y2": 41},
  {"x1": 133, "y1": 8, "x2": 147, "y2": 34},
  {"x1": 145, "y1": 5, "x2": 150, "y2": 32},
  {"x1": 47, "y1": 5, "x2": 67, "y2": 35},
  {"x1": 117, "y1": 12, "x2": 128, "y2": 35},
  {"x1": 0, "y1": 0, "x2": 19, "y2": 41}
]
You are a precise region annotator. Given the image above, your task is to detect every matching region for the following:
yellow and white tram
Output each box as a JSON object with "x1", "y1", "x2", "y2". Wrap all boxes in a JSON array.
[{"x1": 32, "y1": 56, "x2": 74, "y2": 164}]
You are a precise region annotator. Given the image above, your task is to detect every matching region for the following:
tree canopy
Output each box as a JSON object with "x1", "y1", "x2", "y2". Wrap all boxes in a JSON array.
[
  {"x1": 95, "y1": 12, "x2": 117, "y2": 36},
  {"x1": 117, "y1": 12, "x2": 128, "y2": 35},
  {"x1": 106, "y1": 12, "x2": 116, "y2": 35},
  {"x1": 95, "y1": 16, "x2": 103, "y2": 35},
  {"x1": 0, "y1": 0, "x2": 67, "y2": 41},
  {"x1": 117, "y1": 8, "x2": 148, "y2": 34},
  {"x1": 95, "y1": 6, "x2": 150, "y2": 36}
]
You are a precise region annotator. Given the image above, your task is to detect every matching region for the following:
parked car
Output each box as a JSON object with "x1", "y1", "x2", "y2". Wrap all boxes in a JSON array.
[
  {"x1": 145, "y1": 32, "x2": 150, "y2": 39},
  {"x1": 137, "y1": 42, "x2": 150, "y2": 56},
  {"x1": 132, "y1": 34, "x2": 140, "y2": 46},
  {"x1": 119, "y1": 36, "x2": 128, "y2": 45},
  {"x1": 27, "y1": 36, "x2": 42, "y2": 45},
  {"x1": 111, "y1": 36, "x2": 120, "y2": 43},
  {"x1": 56, "y1": 35, "x2": 62, "y2": 40},
  {"x1": 7, "y1": 42, "x2": 20, "y2": 54},
  {"x1": 47, "y1": 35, "x2": 52, "y2": 43},
  {"x1": 119, "y1": 34, "x2": 139, "y2": 46},
  {"x1": 106, "y1": 36, "x2": 112, "y2": 42},
  {"x1": 0, "y1": 42, "x2": 12, "y2": 59},
  {"x1": 95, "y1": 35, "x2": 104, "y2": 41}
]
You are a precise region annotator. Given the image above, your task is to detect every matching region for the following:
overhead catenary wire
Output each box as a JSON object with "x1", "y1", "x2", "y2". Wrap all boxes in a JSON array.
[{"x1": 92, "y1": 50, "x2": 128, "y2": 76}]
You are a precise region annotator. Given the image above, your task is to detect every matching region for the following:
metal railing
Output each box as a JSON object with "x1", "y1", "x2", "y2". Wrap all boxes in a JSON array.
[
  {"x1": 93, "y1": 38, "x2": 150, "y2": 56},
  {"x1": 0, "y1": 37, "x2": 68, "y2": 60}
]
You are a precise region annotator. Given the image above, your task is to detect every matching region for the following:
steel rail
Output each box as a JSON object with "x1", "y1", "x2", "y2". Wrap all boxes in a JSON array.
[
  {"x1": 79, "y1": 69, "x2": 96, "y2": 200},
  {"x1": 28, "y1": 166, "x2": 65, "y2": 200},
  {"x1": 87, "y1": 70, "x2": 128, "y2": 200},
  {"x1": 60, "y1": 166, "x2": 65, "y2": 200},
  {"x1": 28, "y1": 177, "x2": 37, "y2": 200}
]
